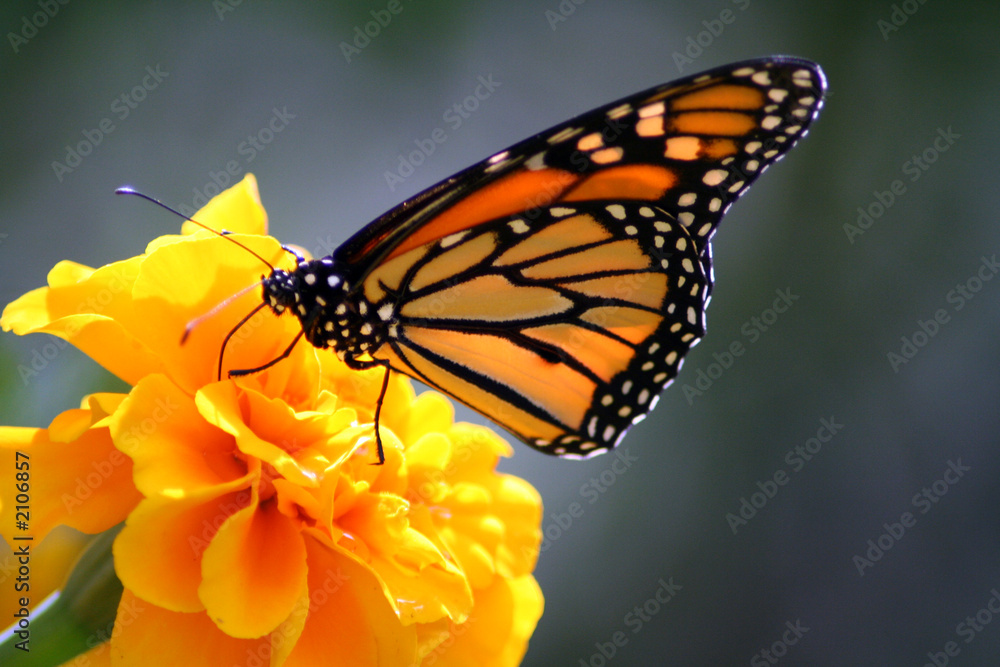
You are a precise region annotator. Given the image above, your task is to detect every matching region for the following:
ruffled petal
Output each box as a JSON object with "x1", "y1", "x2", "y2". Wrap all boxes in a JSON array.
[
  {"x1": 339, "y1": 492, "x2": 473, "y2": 625},
  {"x1": 199, "y1": 498, "x2": 308, "y2": 638},
  {"x1": 109, "y1": 589, "x2": 271, "y2": 667},
  {"x1": 130, "y1": 234, "x2": 293, "y2": 393},
  {"x1": 109, "y1": 375, "x2": 246, "y2": 496},
  {"x1": 282, "y1": 536, "x2": 418, "y2": 666},
  {"x1": 179, "y1": 173, "x2": 268, "y2": 237},
  {"x1": 113, "y1": 484, "x2": 252, "y2": 613},
  {"x1": 0, "y1": 397, "x2": 140, "y2": 542},
  {"x1": 430, "y1": 575, "x2": 544, "y2": 667},
  {"x1": 1, "y1": 258, "x2": 167, "y2": 385}
]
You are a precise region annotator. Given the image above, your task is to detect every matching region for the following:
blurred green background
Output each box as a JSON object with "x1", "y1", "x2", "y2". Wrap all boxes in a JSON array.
[{"x1": 2, "y1": 1, "x2": 999, "y2": 664}]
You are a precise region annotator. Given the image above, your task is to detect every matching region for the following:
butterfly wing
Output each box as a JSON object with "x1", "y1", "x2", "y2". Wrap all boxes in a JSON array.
[
  {"x1": 335, "y1": 57, "x2": 826, "y2": 279},
  {"x1": 338, "y1": 57, "x2": 826, "y2": 457},
  {"x1": 362, "y1": 201, "x2": 708, "y2": 457}
]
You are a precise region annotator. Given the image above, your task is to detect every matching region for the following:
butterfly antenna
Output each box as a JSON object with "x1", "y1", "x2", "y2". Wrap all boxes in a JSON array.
[
  {"x1": 180, "y1": 280, "x2": 264, "y2": 344},
  {"x1": 115, "y1": 186, "x2": 275, "y2": 271}
]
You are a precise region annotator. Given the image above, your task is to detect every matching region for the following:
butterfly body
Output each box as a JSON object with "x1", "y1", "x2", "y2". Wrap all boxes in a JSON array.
[
  {"x1": 252, "y1": 57, "x2": 826, "y2": 459},
  {"x1": 263, "y1": 260, "x2": 385, "y2": 361}
]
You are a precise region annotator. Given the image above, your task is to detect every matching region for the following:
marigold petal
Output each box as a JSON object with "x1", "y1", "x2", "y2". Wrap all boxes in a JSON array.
[
  {"x1": 54, "y1": 393, "x2": 126, "y2": 439},
  {"x1": 397, "y1": 391, "x2": 454, "y2": 445},
  {"x1": 426, "y1": 575, "x2": 544, "y2": 667},
  {"x1": 114, "y1": 485, "x2": 252, "y2": 613},
  {"x1": 316, "y1": 354, "x2": 389, "y2": 410},
  {"x1": 196, "y1": 382, "x2": 358, "y2": 489},
  {"x1": 108, "y1": 589, "x2": 272, "y2": 666},
  {"x1": 440, "y1": 425, "x2": 543, "y2": 580},
  {"x1": 130, "y1": 235, "x2": 293, "y2": 394},
  {"x1": 199, "y1": 499, "x2": 308, "y2": 638},
  {"x1": 283, "y1": 536, "x2": 418, "y2": 666},
  {"x1": 180, "y1": 173, "x2": 268, "y2": 237},
  {"x1": 267, "y1": 584, "x2": 311, "y2": 667},
  {"x1": 406, "y1": 432, "x2": 455, "y2": 504},
  {"x1": 339, "y1": 493, "x2": 474, "y2": 624},
  {"x1": 488, "y1": 476, "x2": 545, "y2": 577},
  {"x1": 1, "y1": 258, "x2": 169, "y2": 385},
  {"x1": 109, "y1": 375, "x2": 245, "y2": 496},
  {"x1": 0, "y1": 403, "x2": 140, "y2": 542}
]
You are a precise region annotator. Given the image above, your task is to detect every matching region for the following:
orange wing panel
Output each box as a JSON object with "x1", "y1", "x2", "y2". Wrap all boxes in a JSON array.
[
  {"x1": 385, "y1": 168, "x2": 579, "y2": 260},
  {"x1": 562, "y1": 165, "x2": 678, "y2": 202},
  {"x1": 670, "y1": 84, "x2": 764, "y2": 110},
  {"x1": 669, "y1": 111, "x2": 756, "y2": 136}
]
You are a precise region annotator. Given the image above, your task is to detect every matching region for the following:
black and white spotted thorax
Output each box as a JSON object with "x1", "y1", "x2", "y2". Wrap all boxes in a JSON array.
[{"x1": 261, "y1": 258, "x2": 393, "y2": 364}]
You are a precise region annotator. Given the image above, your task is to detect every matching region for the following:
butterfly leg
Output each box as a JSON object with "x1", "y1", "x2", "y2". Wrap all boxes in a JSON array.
[
  {"x1": 227, "y1": 330, "x2": 305, "y2": 377},
  {"x1": 338, "y1": 356, "x2": 393, "y2": 465},
  {"x1": 372, "y1": 362, "x2": 391, "y2": 465}
]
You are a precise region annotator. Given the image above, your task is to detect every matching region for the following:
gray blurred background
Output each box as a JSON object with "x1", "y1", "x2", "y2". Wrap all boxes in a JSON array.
[{"x1": 2, "y1": 1, "x2": 999, "y2": 664}]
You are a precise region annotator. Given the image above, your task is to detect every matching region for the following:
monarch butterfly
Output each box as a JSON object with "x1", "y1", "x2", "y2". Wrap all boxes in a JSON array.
[{"x1": 219, "y1": 57, "x2": 826, "y2": 462}]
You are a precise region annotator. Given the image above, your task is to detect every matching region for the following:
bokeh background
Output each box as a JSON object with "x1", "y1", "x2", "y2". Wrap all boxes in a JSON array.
[{"x1": 2, "y1": 1, "x2": 999, "y2": 664}]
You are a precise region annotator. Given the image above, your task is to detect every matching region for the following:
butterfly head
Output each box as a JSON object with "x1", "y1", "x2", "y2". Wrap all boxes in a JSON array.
[{"x1": 261, "y1": 258, "x2": 382, "y2": 360}]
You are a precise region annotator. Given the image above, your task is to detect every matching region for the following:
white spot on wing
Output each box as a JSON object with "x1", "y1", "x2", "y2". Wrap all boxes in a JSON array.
[
  {"x1": 508, "y1": 219, "x2": 530, "y2": 234},
  {"x1": 606, "y1": 204, "x2": 627, "y2": 220},
  {"x1": 525, "y1": 152, "x2": 547, "y2": 170},
  {"x1": 703, "y1": 169, "x2": 727, "y2": 186},
  {"x1": 761, "y1": 116, "x2": 781, "y2": 130},
  {"x1": 440, "y1": 231, "x2": 468, "y2": 248}
]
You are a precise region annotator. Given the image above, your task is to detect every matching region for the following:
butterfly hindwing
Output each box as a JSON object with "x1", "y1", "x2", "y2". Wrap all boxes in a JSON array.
[{"x1": 362, "y1": 201, "x2": 709, "y2": 457}]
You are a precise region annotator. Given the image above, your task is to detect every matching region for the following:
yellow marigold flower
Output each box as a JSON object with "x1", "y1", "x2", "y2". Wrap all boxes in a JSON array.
[{"x1": 0, "y1": 175, "x2": 544, "y2": 666}]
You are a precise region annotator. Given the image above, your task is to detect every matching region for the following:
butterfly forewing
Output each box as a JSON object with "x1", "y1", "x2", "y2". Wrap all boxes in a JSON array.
[{"x1": 335, "y1": 58, "x2": 826, "y2": 275}]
